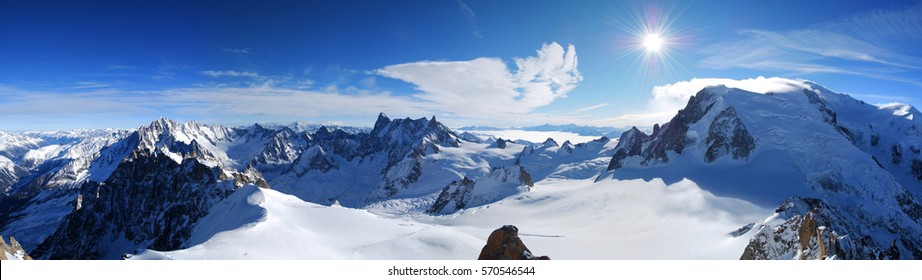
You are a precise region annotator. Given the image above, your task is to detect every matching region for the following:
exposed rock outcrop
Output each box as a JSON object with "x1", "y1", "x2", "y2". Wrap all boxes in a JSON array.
[
  {"x1": 429, "y1": 177, "x2": 476, "y2": 214},
  {"x1": 607, "y1": 127, "x2": 648, "y2": 170},
  {"x1": 478, "y1": 225, "x2": 549, "y2": 260},
  {"x1": 740, "y1": 196, "x2": 922, "y2": 260},
  {"x1": 607, "y1": 88, "x2": 722, "y2": 170},
  {"x1": 0, "y1": 235, "x2": 32, "y2": 260},
  {"x1": 428, "y1": 166, "x2": 534, "y2": 214},
  {"x1": 704, "y1": 106, "x2": 755, "y2": 162}
]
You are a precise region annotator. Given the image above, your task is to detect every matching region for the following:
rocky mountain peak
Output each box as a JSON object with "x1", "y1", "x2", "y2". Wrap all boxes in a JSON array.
[
  {"x1": 150, "y1": 117, "x2": 178, "y2": 130},
  {"x1": 373, "y1": 112, "x2": 391, "y2": 131},
  {"x1": 370, "y1": 114, "x2": 460, "y2": 149}
]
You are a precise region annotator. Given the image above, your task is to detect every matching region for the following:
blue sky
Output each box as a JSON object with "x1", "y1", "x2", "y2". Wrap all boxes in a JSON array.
[{"x1": 1, "y1": 0, "x2": 920, "y2": 131}]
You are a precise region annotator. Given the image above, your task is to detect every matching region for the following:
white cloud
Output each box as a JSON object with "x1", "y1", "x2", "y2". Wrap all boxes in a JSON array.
[
  {"x1": 376, "y1": 42, "x2": 582, "y2": 119},
  {"x1": 200, "y1": 70, "x2": 261, "y2": 79},
  {"x1": 649, "y1": 77, "x2": 805, "y2": 114},
  {"x1": 360, "y1": 76, "x2": 376, "y2": 88}
]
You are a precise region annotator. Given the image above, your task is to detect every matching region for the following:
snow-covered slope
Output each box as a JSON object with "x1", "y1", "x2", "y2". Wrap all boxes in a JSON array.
[
  {"x1": 128, "y1": 185, "x2": 484, "y2": 260},
  {"x1": 603, "y1": 79, "x2": 922, "y2": 259},
  {"x1": 131, "y1": 178, "x2": 768, "y2": 260}
]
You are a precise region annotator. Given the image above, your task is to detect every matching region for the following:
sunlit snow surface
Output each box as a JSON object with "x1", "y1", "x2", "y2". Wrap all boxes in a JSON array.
[{"x1": 131, "y1": 177, "x2": 769, "y2": 260}]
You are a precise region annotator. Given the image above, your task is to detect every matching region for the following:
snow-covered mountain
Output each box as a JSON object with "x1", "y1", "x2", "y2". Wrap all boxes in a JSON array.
[
  {"x1": 1, "y1": 78, "x2": 920, "y2": 260},
  {"x1": 3, "y1": 113, "x2": 610, "y2": 258},
  {"x1": 602, "y1": 80, "x2": 922, "y2": 259}
]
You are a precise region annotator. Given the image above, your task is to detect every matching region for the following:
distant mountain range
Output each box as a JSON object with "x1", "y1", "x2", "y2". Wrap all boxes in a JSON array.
[
  {"x1": 458, "y1": 124, "x2": 625, "y2": 137},
  {"x1": 1, "y1": 79, "x2": 920, "y2": 259}
]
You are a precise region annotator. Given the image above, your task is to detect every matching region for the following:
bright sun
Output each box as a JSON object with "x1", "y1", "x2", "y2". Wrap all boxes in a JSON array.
[{"x1": 643, "y1": 33, "x2": 663, "y2": 52}]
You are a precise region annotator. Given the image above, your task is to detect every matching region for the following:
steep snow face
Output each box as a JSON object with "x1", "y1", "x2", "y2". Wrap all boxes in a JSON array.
[
  {"x1": 812, "y1": 87, "x2": 922, "y2": 194},
  {"x1": 606, "y1": 83, "x2": 919, "y2": 204},
  {"x1": 605, "y1": 79, "x2": 922, "y2": 259},
  {"x1": 129, "y1": 185, "x2": 484, "y2": 260},
  {"x1": 0, "y1": 155, "x2": 19, "y2": 193}
]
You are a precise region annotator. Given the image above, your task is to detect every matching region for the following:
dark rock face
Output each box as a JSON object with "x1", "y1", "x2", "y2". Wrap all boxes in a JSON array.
[
  {"x1": 31, "y1": 153, "x2": 232, "y2": 259},
  {"x1": 428, "y1": 177, "x2": 476, "y2": 214},
  {"x1": 427, "y1": 166, "x2": 534, "y2": 214},
  {"x1": 803, "y1": 90, "x2": 838, "y2": 126},
  {"x1": 478, "y1": 225, "x2": 549, "y2": 260},
  {"x1": 607, "y1": 127, "x2": 648, "y2": 170},
  {"x1": 608, "y1": 88, "x2": 719, "y2": 170},
  {"x1": 518, "y1": 166, "x2": 534, "y2": 188},
  {"x1": 912, "y1": 159, "x2": 922, "y2": 181},
  {"x1": 730, "y1": 223, "x2": 755, "y2": 238},
  {"x1": 704, "y1": 107, "x2": 755, "y2": 162},
  {"x1": 494, "y1": 138, "x2": 508, "y2": 149},
  {"x1": 645, "y1": 89, "x2": 716, "y2": 162}
]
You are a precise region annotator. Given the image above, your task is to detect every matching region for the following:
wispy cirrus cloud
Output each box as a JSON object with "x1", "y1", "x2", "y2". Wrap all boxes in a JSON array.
[
  {"x1": 220, "y1": 47, "x2": 251, "y2": 55},
  {"x1": 565, "y1": 103, "x2": 609, "y2": 115},
  {"x1": 200, "y1": 70, "x2": 261, "y2": 79},
  {"x1": 699, "y1": 3, "x2": 922, "y2": 86},
  {"x1": 457, "y1": 0, "x2": 482, "y2": 38},
  {"x1": 105, "y1": 64, "x2": 138, "y2": 70}
]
